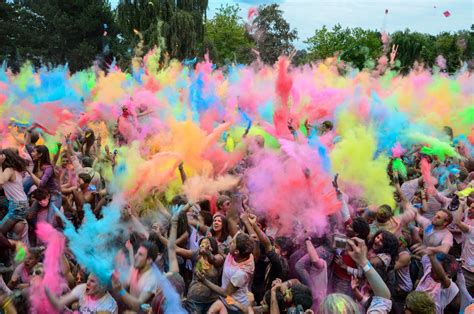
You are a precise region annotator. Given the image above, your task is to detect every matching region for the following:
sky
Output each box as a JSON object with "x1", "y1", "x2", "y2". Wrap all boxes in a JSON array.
[{"x1": 110, "y1": 0, "x2": 473, "y2": 49}]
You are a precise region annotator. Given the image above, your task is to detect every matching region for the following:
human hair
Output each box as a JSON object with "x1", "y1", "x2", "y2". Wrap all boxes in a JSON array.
[
  {"x1": 200, "y1": 210, "x2": 213, "y2": 227},
  {"x1": 376, "y1": 204, "x2": 393, "y2": 223},
  {"x1": 264, "y1": 289, "x2": 285, "y2": 312},
  {"x1": 371, "y1": 230, "x2": 399, "y2": 270},
  {"x1": 275, "y1": 236, "x2": 294, "y2": 256},
  {"x1": 171, "y1": 195, "x2": 187, "y2": 206},
  {"x1": 318, "y1": 293, "x2": 360, "y2": 314},
  {"x1": 199, "y1": 236, "x2": 219, "y2": 255},
  {"x1": 437, "y1": 253, "x2": 459, "y2": 278},
  {"x1": 78, "y1": 173, "x2": 92, "y2": 184},
  {"x1": 351, "y1": 217, "x2": 370, "y2": 240},
  {"x1": 216, "y1": 194, "x2": 231, "y2": 210},
  {"x1": 235, "y1": 232, "x2": 254, "y2": 259},
  {"x1": 321, "y1": 120, "x2": 333, "y2": 130},
  {"x1": 291, "y1": 283, "x2": 313, "y2": 310},
  {"x1": 405, "y1": 291, "x2": 436, "y2": 314},
  {"x1": 29, "y1": 131, "x2": 40, "y2": 144},
  {"x1": 32, "y1": 188, "x2": 50, "y2": 201},
  {"x1": 1, "y1": 148, "x2": 26, "y2": 172},
  {"x1": 140, "y1": 240, "x2": 158, "y2": 261},
  {"x1": 33, "y1": 145, "x2": 52, "y2": 173},
  {"x1": 210, "y1": 214, "x2": 229, "y2": 243},
  {"x1": 439, "y1": 209, "x2": 453, "y2": 226},
  {"x1": 82, "y1": 156, "x2": 94, "y2": 168}
]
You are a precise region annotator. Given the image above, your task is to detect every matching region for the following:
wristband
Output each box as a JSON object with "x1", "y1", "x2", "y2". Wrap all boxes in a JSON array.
[
  {"x1": 362, "y1": 262, "x2": 372, "y2": 272},
  {"x1": 119, "y1": 288, "x2": 126, "y2": 296},
  {"x1": 196, "y1": 223, "x2": 200, "y2": 232}
]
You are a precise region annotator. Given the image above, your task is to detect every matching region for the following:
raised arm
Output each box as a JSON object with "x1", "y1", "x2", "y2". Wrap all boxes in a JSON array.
[
  {"x1": 305, "y1": 238, "x2": 325, "y2": 269},
  {"x1": 168, "y1": 214, "x2": 180, "y2": 273},
  {"x1": 428, "y1": 253, "x2": 452, "y2": 289},
  {"x1": 454, "y1": 198, "x2": 470, "y2": 233},
  {"x1": 44, "y1": 286, "x2": 79, "y2": 311},
  {"x1": 347, "y1": 237, "x2": 391, "y2": 299}
]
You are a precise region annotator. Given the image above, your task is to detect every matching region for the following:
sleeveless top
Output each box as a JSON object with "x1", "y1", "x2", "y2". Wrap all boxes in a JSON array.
[{"x1": 3, "y1": 170, "x2": 28, "y2": 202}]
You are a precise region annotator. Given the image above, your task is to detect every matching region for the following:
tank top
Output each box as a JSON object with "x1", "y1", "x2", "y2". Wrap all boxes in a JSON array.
[{"x1": 3, "y1": 170, "x2": 28, "y2": 202}]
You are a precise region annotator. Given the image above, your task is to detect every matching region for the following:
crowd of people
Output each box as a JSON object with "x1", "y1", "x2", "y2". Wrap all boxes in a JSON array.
[
  {"x1": 0, "y1": 51, "x2": 472, "y2": 314},
  {"x1": 0, "y1": 114, "x2": 472, "y2": 314}
]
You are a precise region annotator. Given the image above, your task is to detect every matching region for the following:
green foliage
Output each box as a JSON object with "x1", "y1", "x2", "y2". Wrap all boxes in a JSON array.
[
  {"x1": 203, "y1": 4, "x2": 254, "y2": 66},
  {"x1": 116, "y1": 0, "x2": 208, "y2": 62},
  {"x1": 1, "y1": 0, "x2": 119, "y2": 72},
  {"x1": 305, "y1": 24, "x2": 382, "y2": 70},
  {"x1": 254, "y1": 4, "x2": 298, "y2": 65}
]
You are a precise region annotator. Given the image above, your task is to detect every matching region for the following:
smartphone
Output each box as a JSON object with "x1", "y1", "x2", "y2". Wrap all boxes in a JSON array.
[{"x1": 333, "y1": 234, "x2": 349, "y2": 250}]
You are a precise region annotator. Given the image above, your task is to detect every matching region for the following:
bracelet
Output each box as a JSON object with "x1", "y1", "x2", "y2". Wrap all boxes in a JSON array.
[
  {"x1": 196, "y1": 223, "x2": 200, "y2": 232},
  {"x1": 119, "y1": 288, "x2": 126, "y2": 296},
  {"x1": 362, "y1": 262, "x2": 372, "y2": 272}
]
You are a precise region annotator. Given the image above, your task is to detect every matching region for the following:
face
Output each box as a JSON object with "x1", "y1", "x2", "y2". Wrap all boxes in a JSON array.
[
  {"x1": 38, "y1": 196, "x2": 50, "y2": 208},
  {"x1": 220, "y1": 200, "x2": 231, "y2": 212},
  {"x1": 373, "y1": 233, "x2": 383, "y2": 250},
  {"x1": 432, "y1": 211, "x2": 448, "y2": 227},
  {"x1": 61, "y1": 156, "x2": 70, "y2": 167},
  {"x1": 134, "y1": 247, "x2": 149, "y2": 269},
  {"x1": 31, "y1": 149, "x2": 40, "y2": 161},
  {"x1": 24, "y1": 253, "x2": 38, "y2": 269},
  {"x1": 346, "y1": 223, "x2": 355, "y2": 237},
  {"x1": 200, "y1": 238, "x2": 211, "y2": 251},
  {"x1": 85, "y1": 275, "x2": 103, "y2": 296},
  {"x1": 468, "y1": 203, "x2": 474, "y2": 220},
  {"x1": 213, "y1": 216, "x2": 223, "y2": 232}
]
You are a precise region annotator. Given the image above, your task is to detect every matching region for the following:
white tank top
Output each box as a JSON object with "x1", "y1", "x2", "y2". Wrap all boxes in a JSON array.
[{"x1": 3, "y1": 170, "x2": 28, "y2": 202}]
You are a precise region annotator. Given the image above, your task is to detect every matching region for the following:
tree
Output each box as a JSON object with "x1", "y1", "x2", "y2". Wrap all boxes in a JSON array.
[
  {"x1": 253, "y1": 4, "x2": 297, "y2": 64},
  {"x1": 305, "y1": 24, "x2": 382, "y2": 70},
  {"x1": 1, "y1": 0, "x2": 120, "y2": 72},
  {"x1": 203, "y1": 4, "x2": 254, "y2": 66},
  {"x1": 116, "y1": 0, "x2": 208, "y2": 62}
]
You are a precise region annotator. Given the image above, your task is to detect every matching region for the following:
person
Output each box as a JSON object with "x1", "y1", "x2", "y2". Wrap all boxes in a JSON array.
[
  {"x1": 45, "y1": 273, "x2": 118, "y2": 313},
  {"x1": 8, "y1": 248, "x2": 42, "y2": 290},
  {"x1": 178, "y1": 236, "x2": 224, "y2": 313},
  {"x1": 455, "y1": 197, "x2": 474, "y2": 294},
  {"x1": 246, "y1": 213, "x2": 290, "y2": 294},
  {"x1": 331, "y1": 217, "x2": 370, "y2": 296},
  {"x1": 320, "y1": 237, "x2": 393, "y2": 313},
  {"x1": 0, "y1": 149, "x2": 29, "y2": 235},
  {"x1": 295, "y1": 235, "x2": 327, "y2": 311},
  {"x1": 209, "y1": 213, "x2": 232, "y2": 255},
  {"x1": 26, "y1": 145, "x2": 62, "y2": 224},
  {"x1": 403, "y1": 291, "x2": 436, "y2": 314},
  {"x1": 197, "y1": 232, "x2": 255, "y2": 314},
  {"x1": 412, "y1": 247, "x2": 459, "y2": 314},
  {"x1": 65, "y1": 135, "x2": 102, "y2": 191},
  {"x1": 112, "y1": 240, "x2": 160, "y2": 312}
]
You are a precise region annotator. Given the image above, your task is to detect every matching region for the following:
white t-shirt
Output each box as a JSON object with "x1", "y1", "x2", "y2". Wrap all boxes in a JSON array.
[
  {"x1": 221, "y1": 254, "x2": 255, "y2": 306},
  {"x1": 70, "y1": 284, "x2": 118, "y2": 314},
  {"x1": 127, "y1": 267, "x2": 159, "y2": 300},
  {"x1": 461, "y1": 225, "x2": 474, "y2": 272},
  {"x1": 367, "y1": 296, "x2": 392, "y2": 314},
  {"x1": 416, "y1": 256, "x2": 459, "y2": 314},
  {"x1": 415, "y1": 214, "x2": 453, "y2": 249}
]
